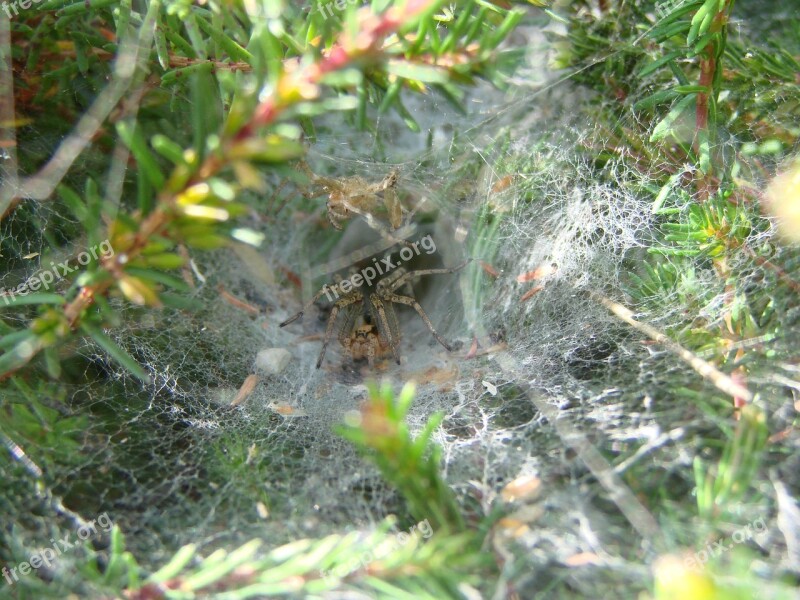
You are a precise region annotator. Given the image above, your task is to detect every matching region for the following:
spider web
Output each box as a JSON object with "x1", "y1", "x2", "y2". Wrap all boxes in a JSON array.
[{"x1": 2, "y1": 4, "x2": 800, "y2": 598}]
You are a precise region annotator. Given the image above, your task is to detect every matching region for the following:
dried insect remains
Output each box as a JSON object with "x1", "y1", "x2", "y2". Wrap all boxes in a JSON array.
[{"x1": 297, "y1": 161, "x2": 411, "y2": 243}]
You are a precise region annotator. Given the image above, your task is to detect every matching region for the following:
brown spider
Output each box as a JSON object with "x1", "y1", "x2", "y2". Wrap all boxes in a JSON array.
[
  {"x1": 280, "y1": 261, "x2": 469, "y2": 368},
  {"x1": 340, "y1": 318, "x2": 393, "y2": 367},
  {"x1": 298, "y1": 161, "x2": 404, "y2": 233}
]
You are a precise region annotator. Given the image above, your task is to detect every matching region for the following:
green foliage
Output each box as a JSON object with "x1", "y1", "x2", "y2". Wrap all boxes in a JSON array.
[
  {"x1": 0, "y1": 381, "x2": 88, "y2": 473},
  {"x1": 693, "y1": 404, "x2": 769, "y2": 520},
  {"x1": 545, "y1": 8, "x2": 795, "y2": 587},
  {"x1": 652, "y1": 189, "x2": 752, "y2": 258},
  {"x1": 107, "y1": 520, "x2": 485, "y2": 599},
  {"x1": 338, "y1": 381, "x2": 466, "y2": 533}
]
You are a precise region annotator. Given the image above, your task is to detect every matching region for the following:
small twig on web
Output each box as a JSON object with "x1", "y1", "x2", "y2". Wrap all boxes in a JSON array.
[{"x1": 591, "y1": 292, "x2": 754, "y2": 404}]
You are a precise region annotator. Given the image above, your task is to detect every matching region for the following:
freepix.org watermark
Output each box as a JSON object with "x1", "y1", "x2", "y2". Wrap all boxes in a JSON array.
[
  {"x1": 1, "y1": 239, "x2": 114, "y2": 305},
  {"x1": 322, "y1": 234, "x2": 437, "y2": 302},
  {"x1": 322, "y1": 519, "x2": 433, "y2": 582},
  {"x1": 1, "y1": 0, "x2": 45, "y2": 20},
  {"x1": 314, "y1": 0, "x2": 365, "y2": 20},
  {"x1": 2, "y1": 512, "x2": 114, "y2": 585},
  {"x1": 683, "y1": 516, "x2": 767, "y2": 571}
]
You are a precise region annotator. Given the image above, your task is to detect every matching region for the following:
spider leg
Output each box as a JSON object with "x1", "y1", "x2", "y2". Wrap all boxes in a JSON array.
[
  {"x1": 383, "y1": 260, "x2": 471, "y2": 293},
  {"x1": 317, "y1": 292, "x2": 363, "y2": 369},
  {"x1": 327, "y1": 203, "x2": 345, "y2": 230},
  {"x1": 338, "y1": 303, "x2": 359, "y2": 347},
  {"x1": 384, "y1": 302, "x2": 400, "y2": 347},
  {"x1": 382, "y1": 292, "x2": 453, "y2": 352},
  {"x1": 298, "y1": 160, "x2": 341, "y2": 191},
  {"x1": 279, "y1": 279, "x2": 347, "y2": 327},
  {"x1": 375, "y1": 265, "x2": 407, "y2": 292},
  {"x1": 366, "y1": 336, "x2": 376, "y2": 368},
  {"x1": 370, "y1": 293, "x2": 401, "y2": 364}
]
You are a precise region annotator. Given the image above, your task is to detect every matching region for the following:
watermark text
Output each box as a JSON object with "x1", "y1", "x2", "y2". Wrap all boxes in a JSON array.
[
  {"x1": 684, "y1": 516, "x2": 767, "y2": 571},
  {"x1": 321, "y1": 519, "x2": 433, "y2": 582},
  {"x1": 2, "y1": 512, "x2": 114, "y2": 585},
  {"x1": 322, "y1": 234, "x2": 436, "y2": 302},
  {"x1": 1, "y1": 239, "x2": 114, "y2": 305}
]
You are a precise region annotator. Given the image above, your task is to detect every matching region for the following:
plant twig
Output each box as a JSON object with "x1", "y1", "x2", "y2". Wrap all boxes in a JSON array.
[{"x1": 592, "y1": 292, "x2": 754, "y2": 404}]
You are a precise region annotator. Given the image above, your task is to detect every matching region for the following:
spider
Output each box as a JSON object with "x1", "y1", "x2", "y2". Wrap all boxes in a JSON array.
[
  {"x1": 298, "y1": 161, "x2": 407, "y2": 236},
  {"x1": 340, "y1": 317, "x2": 393, "y2": 367},
  {"x1": 280, "y1": 261, "x2": 469, "y2": 368}
]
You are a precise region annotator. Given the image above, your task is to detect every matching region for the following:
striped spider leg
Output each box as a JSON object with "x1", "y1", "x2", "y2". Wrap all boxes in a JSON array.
[
  {"x1": 318, "y1": 291, "x2": 364, "y2": 369},
  {"x1": 279, "y1": 277, "x2": 364, "y2": 368},
  {"x1": 369, "y1": 260, "x2": 471, "y2": 365}
]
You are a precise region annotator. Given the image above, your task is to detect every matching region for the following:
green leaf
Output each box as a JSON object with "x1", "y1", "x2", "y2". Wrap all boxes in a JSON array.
[
  {"x1": 378, "y1": 79, "x2": 404, "y2": 114},
  {"x1": 638, "y1": 50, "x2": 682, "y2": 77},
  {"x1": 38, "y1": 0, "x2": 78, "y2": 10},
  {"x1": 0, "y1": 330, "x2": 38, "y2": 352},
  {"x1": 81, "y1": 321, "x2": 151, "y2": 383},
  {"x1": 151, "y1": 134, "x2": 186, "y2": 165},
  {"x1": 43, "y1": 346, "x2": 62, "y2": 379},
  {"x1": 687, "y1": 0, "x2": 716, "y2": 45},
  {"x1": 58, "y1": 184, "x2": 89, "y2": 223},
  {"x1": 195, "y1": 14, "x2": 253, "y2": 63},
  {"x1": 148, "y1": 544, "x2": 198, "y2": 584},
  {"x1": 126, "y1": 267, "x2": 190, "y2": 292},
  {"x1": 143, "y1": 253, "x2": 187, "y2": 270},
  {"x1": 116, "y1": 121, "x2": 166, "y2": 189},
  {"x1": 102, "y1": 526, "x2": 128, "y2": 585},
  {"x1": 182, "y1": 540, "x2": 262, "y2": 590},
  {"x1": 692, "y1": 30, "x2": 719, "y2": 56},
  {"x1": 0, "y1": 293, "x2": 66, "y2": 308},
  {"x1": 673, "y1": 85, "x2": 709, "y2": 94},
  {"x1": 163, "y1": 26, "x2": 197, "y2": 59},
  {"x1": 486, "y1": 8, "x2": 525, "y2": 50},
  {"x1": 650, "y1": 94, "x2": 695, "y2": 142},
  {"x1": 633, "y1": 89, "x2": 681, "y2": 111},
  {"x1": 191, "y1": 66, "x2": 222, "y2": 160},
  {"x1": 432, "y1": 82, "x2": 466, "y2": 114},
  {"x1": 56, "y1": 0, "x2": 119, "y2": 16},
  {"x1": 73, "y1": 35, "x2": 89, "y2": 73},
  {"x1": 652, "y1": 172, "x2": 683, "y2": 214},
  {"x1": 321, "y1": 95, "x2": 360, "y2": 112},
  {"x1": 154, "y1": 23, "x2": 171, "y2": 71},
  {"x1": 228, "y1": 136, "x2": 305, "y2": 163},
  {"x1": 320, "y1": 68, "x2": 363, "y2": 88},
  {"x1": 440, "y1": 0, "x2": 475, "y2": 53},
  {"x1": 394, "y1": 97, "x2": 420, "y2": 132},
  {"x1": 385, "y1": 61, "x2": 448, "y2": 84},
  {"x1": 649, "y1": 1, "x2": 699, "y2": 36},
  {"x1": 137, "y1": 163, "x2": 154, "y2": 215},
  {"x1": 0, "y1": 335, "x2": 43, "y2": 377}
]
